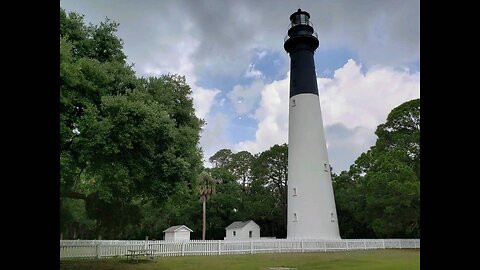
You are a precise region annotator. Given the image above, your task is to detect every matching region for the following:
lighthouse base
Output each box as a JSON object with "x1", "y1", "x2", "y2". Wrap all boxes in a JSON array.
[{"x1": 287, "y1": 93, "x2": 341, "y2": 240}]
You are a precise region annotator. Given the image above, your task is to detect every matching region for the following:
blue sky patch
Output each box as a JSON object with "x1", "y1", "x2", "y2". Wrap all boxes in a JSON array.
[{"x1": 314, "y1": 47, "x2": 358, "y2": 78}]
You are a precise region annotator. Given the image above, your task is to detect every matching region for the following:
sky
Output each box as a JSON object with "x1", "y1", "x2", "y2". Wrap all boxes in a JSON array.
[{"x1": 60, "y1": 0, "x2": 420, "y2": 174}]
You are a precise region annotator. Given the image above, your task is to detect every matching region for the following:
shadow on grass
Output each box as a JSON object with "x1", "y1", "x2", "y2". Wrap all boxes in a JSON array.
[
  {"x1": 118, "y1": 258, "x2": 156, "y2": 264},
  {"x1": 60, "y1": 257, "x2": 156, "y2": 270}
]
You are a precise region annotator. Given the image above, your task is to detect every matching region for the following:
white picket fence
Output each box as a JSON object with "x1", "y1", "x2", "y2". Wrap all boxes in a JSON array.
[{"x1": 60, "y1": 239, "x2": 420, "y2": 260}]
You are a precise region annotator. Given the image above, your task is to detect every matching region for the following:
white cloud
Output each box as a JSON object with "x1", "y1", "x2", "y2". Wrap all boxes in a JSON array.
[
  {"x1": 257, "y1": 50, "x2": 268, "y2": 59},
  {"x1": 324, "y1": 124, "x2": 377, "y2": 173},
  {"x1": 244, "y1": 64, "x2": 264, "y2": 79},
  {"x1": 319, "y1": 59, "x2": 420, "y2": 131},
  {"x1": 227, "y1": 79, "x2": 265, "y2": 116},
  {"x1": 191, "y1": 86, "x2": 221, "y2": 119},
  {"x1": 199, "y1": 113, "x2": 234, "y2": 166},
  {"x1": 234, "y1": 59, "x2": 420, "y2": 172},
  {"x1": 234, "y1": 76, "x2": 290, "y2": 153}
]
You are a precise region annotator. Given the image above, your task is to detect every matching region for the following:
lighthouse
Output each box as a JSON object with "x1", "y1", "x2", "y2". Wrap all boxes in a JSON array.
[{"x1": 284, "y1": 9, "x2": 341, "y2": 240}]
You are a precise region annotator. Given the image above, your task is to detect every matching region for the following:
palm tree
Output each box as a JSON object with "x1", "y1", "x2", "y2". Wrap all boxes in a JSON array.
[{"x1": 196, "y1": 171, "x2": 216, "y2": 240}]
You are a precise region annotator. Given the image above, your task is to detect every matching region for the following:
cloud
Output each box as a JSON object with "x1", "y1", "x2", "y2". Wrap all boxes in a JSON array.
[
  {"x1": 62, "y1": 0, "x2": 419, "y2": 80},
  {"x1": 234, "y1": 77, "x2": 289, "y2": 153},
  {"x1": 324, "y1": 124, "x2": 377, "y2": 173},
  {"x1": 180, "y1": 0, "x2": 419, "y2": 74},
  {"x1": 244, "y1": 64, "x2": 264, "y2": 79},
  {"x1": 227, "y1": 79, "x2": 264, "y2": 116},
  {"x1": 60, "y1": 0, "x2": 420, "y2": 172},
  {"x1": 191, "y1": 86, "x2": 221, "y2": 119},
  {"x1": 199, "y1": 113, "x2": 234, "y2": 167},
  {"x1": 257, "y1": 50, "x2": 268, "y2": 59},
  {"x1": 318, "y1": 59, "x2": 420, "y2": 130},
  {"x1": 234, "y1": 59, "x2": 420, "y2": 172}
]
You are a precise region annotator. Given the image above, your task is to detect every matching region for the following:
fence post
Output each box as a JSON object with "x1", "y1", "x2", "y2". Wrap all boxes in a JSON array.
[
  {"x1": 324, "y1": 241, "x2": 327, "y2": 252},
  {"x1": 363, "y1": 239, "x2": 367, "y2": 250},
  {"x1": 278, "y1": 241, "x2": 281, "y2": 253},
  {"x1": 181, "y1": 242, "x2": 185, "y2": 256},
  {"x1": 301, "y1": 240, "x2": 304, "y2": 253},
  {"x1": 218, "y1": 240, "x2": 221, "y2": 255},
  {"x1": 96, "y1": 243, "x2": 100, "y2": 259},
  {"x1": 250, "y1": 241, "x2": 253, "y2": 254},
  {"x1": 382, "y1": 239, "x2": 386, "y2": 249},
  {"x1": 399, "y1": 239, "x2": 402, "y2": 249},
  {"x1": 345, "y1": 240, "x2": 349, "y2": 251},
  {"x1": 414, "y1": 239, "x2": 417, "y2": 248}
]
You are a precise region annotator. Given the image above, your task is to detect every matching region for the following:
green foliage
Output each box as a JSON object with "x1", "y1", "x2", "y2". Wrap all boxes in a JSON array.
[
  {"x1": 332, "y1": 171, "x2": 375, "y2": 238},
  {"x1": 60, "y1": 198, "x2": 96, "y2": 239},
  {"x1": 196, "y1": 171, "x2": 216, "y2": 202},
  {"x1": 334, "y1": 98, "x2": 420, "y2": 238},
  {"x1": 375, "y1": 98, "x2": 420, "y2": 178},
  {"x1": 60, "y1": 8, "x2": 126, "y2": 63},
  {"x1": 196, "y1": 171, "x2": 217, "y2": 240},
  {"x1": 230, "y1": 151, "x2": 254, "y2": 189},
  {"x1": 204, "y1": 167, "x2": 244, "y2": 239},
  {"x1": 209, "y1": 149, "x2": 233, "y2": 168},
  {"x1": 206, "y1": 144, "x2": 289, "y2": 238},
  {"x1": 250, "y1": 144, "x2": 289, "y2": 238},
  {"x1": 60, "y1": 8, "x2": 203, "y2": 239},
  {"x1": 122, "y1": 181, "x2": 200, "y2": 240}
]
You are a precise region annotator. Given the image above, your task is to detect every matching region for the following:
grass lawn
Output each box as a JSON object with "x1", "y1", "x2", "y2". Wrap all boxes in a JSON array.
[{"x1": 60, "y1": 249, "x2": 419, "y2": 270}]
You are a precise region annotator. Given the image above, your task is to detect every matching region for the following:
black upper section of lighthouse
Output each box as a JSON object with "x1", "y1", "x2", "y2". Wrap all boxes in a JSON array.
[{"x1": 284, "y1": 9, "x2": 319, "y2": 97}]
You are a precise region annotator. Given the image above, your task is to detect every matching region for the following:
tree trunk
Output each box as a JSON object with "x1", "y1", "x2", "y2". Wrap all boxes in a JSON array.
[
  {"x1": 73, "y1": 225, "x2": 77, "y2": 239},
  {"x1": 62, "y1": 190, "x2": 87, "y2": 200},
  {"x1": 202, "y1": 199, "x2": 206, "y2": 240}
]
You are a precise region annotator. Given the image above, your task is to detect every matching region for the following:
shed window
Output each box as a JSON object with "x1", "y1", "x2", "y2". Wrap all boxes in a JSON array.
[
  {"x1": 249, "y1": 231, "x2": 253, "y2": 238},
  {"x1": 330, "y1": 212, "x2": 335, "y2": 222},
  {"x1": 293, "y1": 187, "x2": 297, "y2": 196},
  {"x1": 233, "y1": 231, "x2": 236, "y2": 236}
]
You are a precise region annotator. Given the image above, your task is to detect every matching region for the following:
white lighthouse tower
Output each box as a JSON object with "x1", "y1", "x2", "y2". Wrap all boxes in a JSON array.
[{"x1": 284, "y1": 9, "x2": 341, "y2": 240}]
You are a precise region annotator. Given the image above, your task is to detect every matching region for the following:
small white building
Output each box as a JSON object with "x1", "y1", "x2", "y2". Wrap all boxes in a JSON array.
[
  {"x1": 224, "y1": 220, "x2": 260, "y2": 240},
  {"x1": 163, "y1": 225, "x2": 193, "y2": 242}
]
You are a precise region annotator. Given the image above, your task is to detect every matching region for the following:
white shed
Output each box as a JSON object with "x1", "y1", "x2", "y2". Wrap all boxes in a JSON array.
[
  {"x1": 163, "y1": 225, "x2": 193, "y2": 242},
  {"x1": 224, "y1": 220, "x2": 260, "y2": 240}
]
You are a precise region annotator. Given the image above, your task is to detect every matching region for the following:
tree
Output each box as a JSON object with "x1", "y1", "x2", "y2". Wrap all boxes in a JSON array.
[
  {"x1": 250, "y1": 144, "x2": 289, "y2": 238},
  {"x1": 60, "y1": 8, "x2": 203, "y2": 238},
  {"x1": 375, "y1": 98, "x2": 420, "y2": 178},
  {"x1": 196, "y1": 171, "x2": 217, "y2": 240},
  {"x1": 230, "y1": 151, "x2": 254, "y2": 190},
  {"x1": 252, "y1": 144, "x2": 288, "y2": 210},
  {"x1": 204, "y1": 167, "x2": 244, "y2": 239},
  {"x1": 209, "y1": 149, "x2": 233, "y2": 168},
  {"x1": 334, "y1": 98, "x2": 420, "y2": 238},
  {"x1": 60, "y1": 198, "x2": 96, "y2": 239},
  {"x1": 332, "y1": 171, "x2": 375, "y2": 238}
]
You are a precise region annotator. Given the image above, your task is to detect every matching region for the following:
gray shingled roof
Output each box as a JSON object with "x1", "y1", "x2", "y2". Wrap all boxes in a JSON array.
[
  {"x1": 225, "y1": 220, "x2": 255, "y2": 230},
  {"x1": 163, "y1": 225, "x2": 193, "y2": 233}
]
